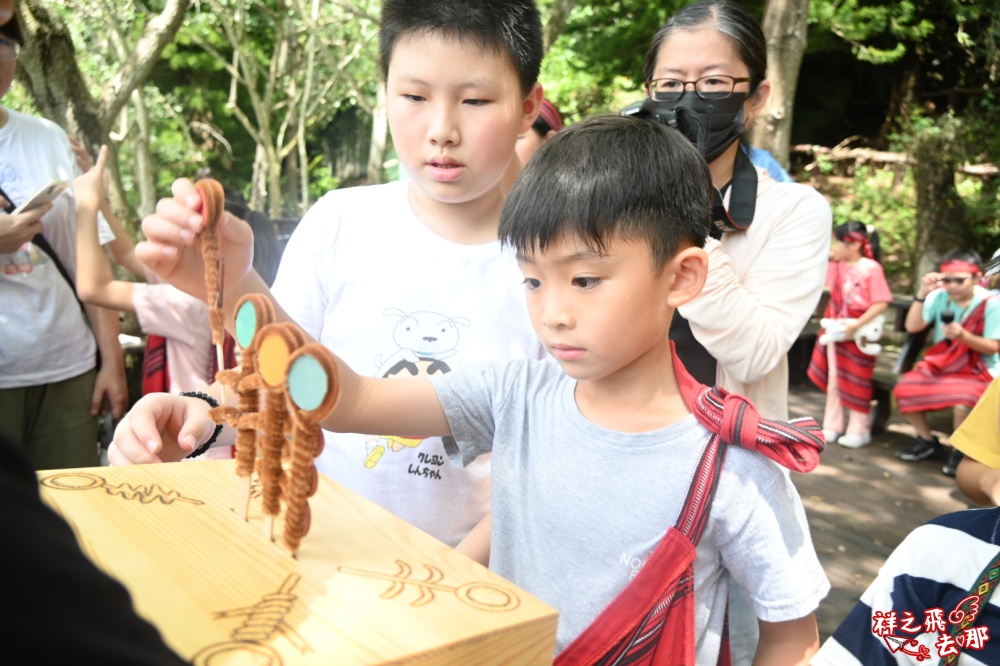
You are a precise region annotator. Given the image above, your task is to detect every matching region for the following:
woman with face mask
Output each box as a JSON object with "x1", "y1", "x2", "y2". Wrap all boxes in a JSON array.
[
  {"x1": 641, "y1": 0, "x2": 832, "y2": 423},
  {"x1": 639, "y1": 2, "x2": 833, "y2": 665}
]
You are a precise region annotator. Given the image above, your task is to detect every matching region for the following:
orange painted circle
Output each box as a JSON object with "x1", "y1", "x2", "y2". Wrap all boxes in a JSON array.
[{"x1": 258, "y1": 333, "x2": 291, "y2": 388}]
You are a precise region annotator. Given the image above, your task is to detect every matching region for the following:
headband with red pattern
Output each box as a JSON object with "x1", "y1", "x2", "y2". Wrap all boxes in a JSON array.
[
  {"x1": 537, "y1": 99, "x2": 563, "y2": 133},
  {"x1": 940, "y1": 260, "x2": 980, "y2": 274},
  {"x1": 842, "y1": 230, "x2": 873, "y2": 259}
]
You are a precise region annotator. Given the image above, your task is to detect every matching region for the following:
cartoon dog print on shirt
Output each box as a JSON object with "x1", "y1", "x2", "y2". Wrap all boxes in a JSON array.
[{"x1": 365, "y1": 308, "x2": 468, "y2": 470}]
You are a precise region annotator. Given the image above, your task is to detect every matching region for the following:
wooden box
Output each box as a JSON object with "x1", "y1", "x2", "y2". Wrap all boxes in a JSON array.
[{"x1": 39, "y1": 460, "x2": 558, "y2": 665}]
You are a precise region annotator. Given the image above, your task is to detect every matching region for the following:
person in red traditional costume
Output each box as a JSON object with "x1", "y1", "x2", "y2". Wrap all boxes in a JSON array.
[
  {"x1": 108, "y1": 115, "x2": 830, "y2": 665},
  {"x1": 808, "y1": 221, "x2": 891, "y2": 449},
  {"x1": 894, "y1": 249, "x2": 1000, "y2": 477}
]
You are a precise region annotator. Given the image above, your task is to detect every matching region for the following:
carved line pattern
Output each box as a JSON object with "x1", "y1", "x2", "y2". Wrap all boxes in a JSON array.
[
  {"x1": 39, "y1": 472, "x2": 203, "y2": 506},
  {"x1": 338, "y1": 560, "x2": 521, "y2": 613}
]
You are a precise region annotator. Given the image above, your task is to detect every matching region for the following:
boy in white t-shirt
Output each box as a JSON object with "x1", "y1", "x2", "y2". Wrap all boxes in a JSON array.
[
  {"x1": 112, "y1": 115, "x2": 829, "y2": 663},
  {"x1": 108, "y1": 0, "x2": 546, "y2": 546}
]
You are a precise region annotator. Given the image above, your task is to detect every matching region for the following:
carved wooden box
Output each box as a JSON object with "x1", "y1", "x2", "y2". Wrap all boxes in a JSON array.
[{"x1": 39, "y1": 460, "x2": 558, "y2": 665}]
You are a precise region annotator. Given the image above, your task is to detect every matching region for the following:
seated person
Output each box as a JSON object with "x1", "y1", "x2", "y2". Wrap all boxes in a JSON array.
[
  {"x1": 893, "y1": 250, "x2": 1000, "y2": 477},
  {"x1": 812, "y1": 506, "x2": 1000, "y2": 665}
]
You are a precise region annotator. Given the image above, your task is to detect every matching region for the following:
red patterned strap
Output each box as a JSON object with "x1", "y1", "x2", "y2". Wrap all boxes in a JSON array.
[
  {"x1": 672, "y1": 344, "x2": 825, "y2": 473},
  {"x1": 676, "y1": 434, "x2": 726, "y2": 545}
]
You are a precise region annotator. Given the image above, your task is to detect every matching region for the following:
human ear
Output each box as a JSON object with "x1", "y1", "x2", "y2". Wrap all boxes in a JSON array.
[
  {"x1": 665, "y1": 246, "x2": 709, "y2": 308},
  {"x1": 744, "y1": 80, "x2": 771, "y2": 129},
  {"x1": 519, "y1": 82, "x2": 544, "y2": 136}
]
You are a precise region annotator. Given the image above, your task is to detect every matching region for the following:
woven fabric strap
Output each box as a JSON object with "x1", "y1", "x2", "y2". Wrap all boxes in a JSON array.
[
  {"x1": 940, "y1": 547, "x2": 1000, "y2": 665},
  {"x1": 671, "y1": 345, "x2": 825, "y2": 473}
]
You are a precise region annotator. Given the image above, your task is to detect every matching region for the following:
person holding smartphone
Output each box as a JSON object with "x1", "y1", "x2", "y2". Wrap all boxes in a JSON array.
[
  {"x1": 894, "y1": 249, "x2": 1000, "y2": 475},
  {"x1": 0, "y1": 10, "x2": 127, "y2": 469}
]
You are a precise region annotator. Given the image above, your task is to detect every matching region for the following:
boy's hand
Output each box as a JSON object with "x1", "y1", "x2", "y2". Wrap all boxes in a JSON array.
[
  {"x1": 135, "y1": 178, "x2": 255, "y2": 302},
  {"x1": 73, "y1": 145, "x2": 109, "y2": 212},
  {"x1": 0, "y1": 204, "x2": 50, "y2": 253},
  {"x1": 944, "y1": 322, "x2": 964, "y2": 341},
  {"x1": 108, "y1": 393, "x2": 219, "y2": 465},
  {"x1": 918, "y1": 272, "x2": 942, "y2": 298}
]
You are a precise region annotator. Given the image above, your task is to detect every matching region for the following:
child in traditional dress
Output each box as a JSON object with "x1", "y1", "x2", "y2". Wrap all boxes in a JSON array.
[
  {"x1": 894, "y1": 250, "x2": 1000, "y2": 476},
  {"x1": 808, "y1": 221, "x2": 892, "y2": 448}
]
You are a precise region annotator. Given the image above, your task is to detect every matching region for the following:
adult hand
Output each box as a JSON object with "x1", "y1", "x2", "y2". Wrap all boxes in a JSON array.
[
  {"x1": 69, "y1": 136, "x2": 94, "y2": 172},
  {"x1": 108, "y1": 393, "x2": 218, "y2": 465},
  {"x1": 0, "y1": 203, "x2": 51, "y2": 253},
  {"x1": 92, "y1": 360, "x2": 129, "y2": 420},
  {"x1": 135, "y1": 178, "x2": 255, "y2": 302}
]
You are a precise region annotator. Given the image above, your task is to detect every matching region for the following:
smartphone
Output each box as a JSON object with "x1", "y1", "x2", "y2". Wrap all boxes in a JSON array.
[{"x1": 12, "y1": 180, "x2": 69, "y2": 214}]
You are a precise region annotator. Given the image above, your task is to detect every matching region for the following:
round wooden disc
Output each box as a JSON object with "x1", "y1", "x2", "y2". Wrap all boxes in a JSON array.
[{"x1": 257, "y1": 324, "x2": 300, "y2": 389}]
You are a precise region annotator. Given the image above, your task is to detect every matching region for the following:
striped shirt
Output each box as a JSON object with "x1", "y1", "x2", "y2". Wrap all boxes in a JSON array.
[{"x1": 813, "y1": 507, "x2": 1000, "y2": 665}]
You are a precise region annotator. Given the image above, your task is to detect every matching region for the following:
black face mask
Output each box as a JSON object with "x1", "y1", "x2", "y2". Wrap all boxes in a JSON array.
[
  {"x1": 624, "y1": 93, "x2": 747, "y2": 162},
  {"x1": 621, "y1": 95, "x2": 758, "y2": 234}
]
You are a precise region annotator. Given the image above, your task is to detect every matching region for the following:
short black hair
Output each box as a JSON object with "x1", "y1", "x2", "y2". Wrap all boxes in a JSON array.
[
  {"x1": 379, "y1": 0, "x2": 543, "y2": 96},
  {"x1": 501, "y1": 115, "x2": 711, "y2": 270}
]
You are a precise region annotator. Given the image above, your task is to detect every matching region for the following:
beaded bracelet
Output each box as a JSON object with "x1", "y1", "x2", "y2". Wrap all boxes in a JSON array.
[
  {"x1": 913, "y1": 296, "x2": 925, "y2": 303},
  {"x1": 179, "y1": 391, "x2": 223, "y2": 459}
]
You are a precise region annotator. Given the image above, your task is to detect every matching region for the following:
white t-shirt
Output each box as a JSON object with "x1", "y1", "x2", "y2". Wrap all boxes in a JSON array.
[
  {"x1": 0, "y1": 108, "x2": 114, "y2": 388},
  {"x1": 271, "y1": 180, "x2": 543, "y2": 546}
]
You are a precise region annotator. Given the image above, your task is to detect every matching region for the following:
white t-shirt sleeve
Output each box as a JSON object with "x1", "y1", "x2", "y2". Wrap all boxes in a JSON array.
[
  {"x1": 132, "y1": 282, "x2": 211, "y2": 348},
  {"x1": 717, "y1": 452, "x2": 830, "y2": 622}
]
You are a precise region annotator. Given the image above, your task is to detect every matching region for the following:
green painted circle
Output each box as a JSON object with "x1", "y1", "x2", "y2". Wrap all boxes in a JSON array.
[
  {"x1": 288, "y1": 354, "x2": 328, "y2": 412},
  {"x1": 235, "y1": 301, "x2": 258, "y2": 348}
]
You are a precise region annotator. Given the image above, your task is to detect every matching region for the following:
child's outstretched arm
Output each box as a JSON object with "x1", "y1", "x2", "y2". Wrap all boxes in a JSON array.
[
  {"x1": 74, "y1": 146, "x2": 135, "y2": 313},
  {"x1": 70, "y1": 138, "x2": 145, "y2": 278},
  {"x1": 754, "y1": 614, "x2": 820, "y2": 666},
  {"x1": 110, "y1": 341, "x2": 450, "y2": 465}
]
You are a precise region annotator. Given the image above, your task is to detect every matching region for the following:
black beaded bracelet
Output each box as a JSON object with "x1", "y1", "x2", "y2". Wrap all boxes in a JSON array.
[{"x1": 179, "y1": 391, "x2": 223, "y2": 459}]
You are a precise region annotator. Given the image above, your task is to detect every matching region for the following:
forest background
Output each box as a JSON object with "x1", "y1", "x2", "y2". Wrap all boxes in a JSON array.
[{"x1": 8, "y1": 0, "x2": 1000, "y2": 290}]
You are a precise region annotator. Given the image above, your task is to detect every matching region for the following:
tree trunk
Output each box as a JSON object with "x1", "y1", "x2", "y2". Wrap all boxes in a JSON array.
[
  {"x1": 749, "y1": 0, "x2": 809, "y2": 170},
  {"x1": 543, "y1": 0, "x2": 578, "y2": 52},
  {"x1": 15, "y1": 0, "x2": 190, "y2": 223}
]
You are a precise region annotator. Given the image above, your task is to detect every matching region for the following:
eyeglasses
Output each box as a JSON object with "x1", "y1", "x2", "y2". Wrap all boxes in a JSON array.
[
  {"x1": 0, "y1": 38, "x2": 17, "y2": 62},
  {"x1": 940, "y1": 276, "x2": 972, "y2": 285},
  {"x1": 645, "y1": 75, "x2": 754, "y2": 102}
]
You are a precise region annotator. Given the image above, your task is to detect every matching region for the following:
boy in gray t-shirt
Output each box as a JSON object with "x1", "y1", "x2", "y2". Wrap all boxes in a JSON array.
[{"x1": 119, "y1": 115, "x2": 829, "y2": 663}]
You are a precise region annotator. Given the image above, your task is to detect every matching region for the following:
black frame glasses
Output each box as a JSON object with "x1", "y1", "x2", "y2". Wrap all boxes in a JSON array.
[
  {"x1": 940, "y1": 276, "x2": 972, "y2": 285},
  {"x1": 645, "y1": 75, "x2": 754, "y2": 102}
]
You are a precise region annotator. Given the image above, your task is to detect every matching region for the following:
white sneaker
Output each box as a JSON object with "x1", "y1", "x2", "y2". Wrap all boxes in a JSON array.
[
  {"x1": 837, "y1": 433, "x2": 872, "y2": 449},
  {"x1": 822, "y1": 429, "x2": 842, "y2": 444}
]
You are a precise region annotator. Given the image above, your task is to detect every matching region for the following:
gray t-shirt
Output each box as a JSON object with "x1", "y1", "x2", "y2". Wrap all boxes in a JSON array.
[{"x1": 432, "y1": 358, "x2": 829, "y2": 662}]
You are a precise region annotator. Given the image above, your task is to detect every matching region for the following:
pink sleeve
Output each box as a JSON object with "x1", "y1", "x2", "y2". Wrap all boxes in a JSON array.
[
  {"x1": 132, "y1": 283, "x2": 213, "y2": 349},
  {"x1": 864, "y1": 261, "x2": 893, "y2": 304}
]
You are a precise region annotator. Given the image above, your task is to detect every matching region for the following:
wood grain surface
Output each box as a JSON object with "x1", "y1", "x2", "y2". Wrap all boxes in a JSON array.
[{"x1": 39, "y1": 461, "x2": 558, "y2": 665}]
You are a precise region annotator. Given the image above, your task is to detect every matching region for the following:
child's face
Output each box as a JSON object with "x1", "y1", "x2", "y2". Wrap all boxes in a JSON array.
[
  {"x1": 517, "y1": 235, "x2": 678, "y2": 383},
  {"x1": 940, "y1": 272, "x2": 978, "y2": 299},
  {"x1": 386, "y1": 32, "x2": 538, "y2": 211}
]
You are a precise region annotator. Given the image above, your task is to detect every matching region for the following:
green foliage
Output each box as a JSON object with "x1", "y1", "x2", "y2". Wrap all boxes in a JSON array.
[
  {"x1": 829, "y1": 165, "x2": 919, "y2": 289},
  {"x1": 809, "y1": 0, "x2": 934, "y2": 64}
]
